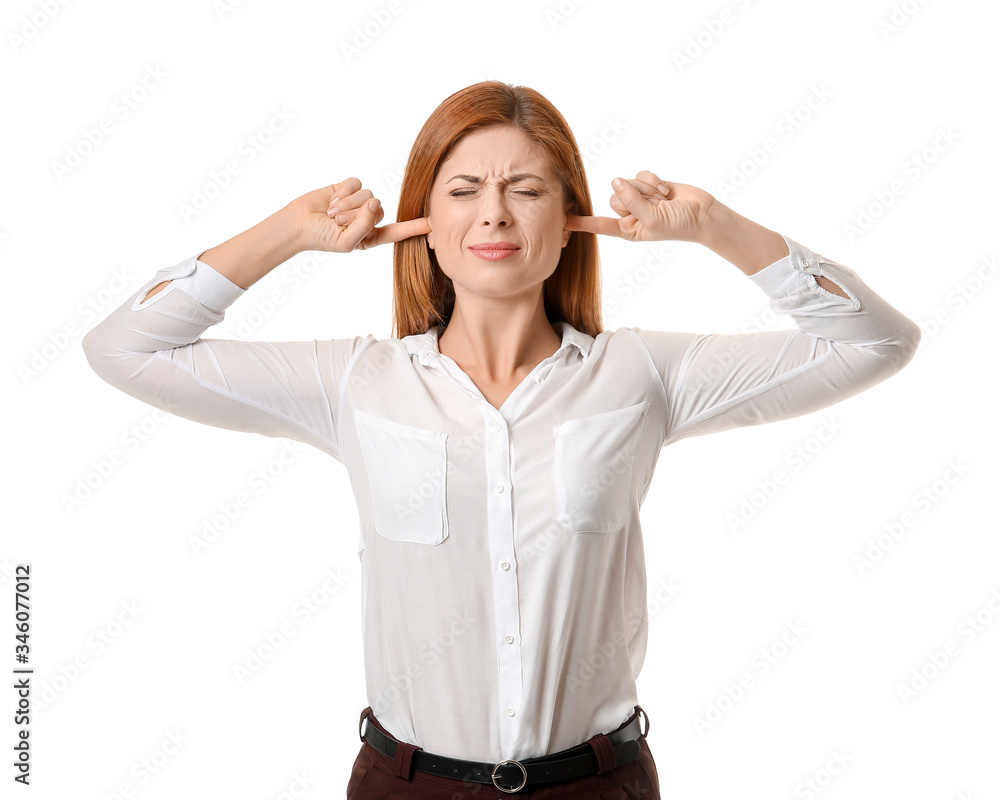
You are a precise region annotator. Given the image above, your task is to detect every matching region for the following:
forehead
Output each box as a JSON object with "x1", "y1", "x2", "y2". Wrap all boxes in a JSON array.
[{"x1": 437, "y1": 126, "x2": 554, "y2": 178}]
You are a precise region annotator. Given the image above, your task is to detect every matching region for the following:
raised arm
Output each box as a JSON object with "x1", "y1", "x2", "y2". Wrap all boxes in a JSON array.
[
  {"x1": 82, "y1": 180, "x2": 430, "y2": 460},
  {"x1": 566, "y1": 171, "x2": 921, "y2": 445},
  {"x1": 143, "y1": 178, "x2": 429, "y2": 299}
]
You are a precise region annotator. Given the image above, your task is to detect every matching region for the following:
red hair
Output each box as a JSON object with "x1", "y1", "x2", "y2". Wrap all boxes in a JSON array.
[{"x1": 392, "y1": 81, "x2": 603, "y2": 339}]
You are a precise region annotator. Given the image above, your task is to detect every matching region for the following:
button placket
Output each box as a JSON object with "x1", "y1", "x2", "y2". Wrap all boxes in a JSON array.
[{"x1": 480, "y1": 403, "x2": 523, "y2": 758}]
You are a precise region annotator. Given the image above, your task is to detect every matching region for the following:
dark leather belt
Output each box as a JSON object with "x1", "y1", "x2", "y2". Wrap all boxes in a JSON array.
[{"x1": 359, "y1": 705, "x2": 649, "y2": 793}]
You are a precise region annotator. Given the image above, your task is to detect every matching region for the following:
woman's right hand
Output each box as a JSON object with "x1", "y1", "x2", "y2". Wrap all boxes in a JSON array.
[{"x1": 294, "y1": 178, "x2": 430, "y2": 253}]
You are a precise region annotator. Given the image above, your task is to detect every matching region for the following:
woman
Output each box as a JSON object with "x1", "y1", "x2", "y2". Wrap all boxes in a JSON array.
[{"x1": 83, "y1": 81, "x2": 920, "y2": 799}]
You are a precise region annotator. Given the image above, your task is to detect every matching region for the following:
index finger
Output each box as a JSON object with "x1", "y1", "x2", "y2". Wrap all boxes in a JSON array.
[
  {"x1": 564, "y1": 214, "x2": 623, "y2": 238},
  {"x1": 368, "y1": 216, "x2": 432, "y2": 247}
]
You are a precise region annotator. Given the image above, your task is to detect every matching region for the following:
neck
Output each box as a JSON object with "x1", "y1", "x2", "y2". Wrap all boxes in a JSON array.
[{"x1": 438, "y1": 294, "x2": 560, "y2": 382}]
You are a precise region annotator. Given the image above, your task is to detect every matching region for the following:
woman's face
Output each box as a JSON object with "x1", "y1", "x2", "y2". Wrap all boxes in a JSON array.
[{"x1": 426, "y1": 125, "x2": 573, "y2": 303}]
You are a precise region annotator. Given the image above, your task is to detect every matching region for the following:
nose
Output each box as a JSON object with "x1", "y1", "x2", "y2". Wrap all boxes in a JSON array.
[{"x1": 479, "y1": 185, "x2": 511, "y2": 228}]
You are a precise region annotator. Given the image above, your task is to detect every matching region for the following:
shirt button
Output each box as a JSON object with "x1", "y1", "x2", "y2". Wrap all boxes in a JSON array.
[
  {"x1": 506, "y1": 707, "x2": 516, "y2": 717},
  {"x1": 495, "y1": 484, "x2": 505, "y2": 493},
  {"x1": 487, "y1": 420, "x2": 501, "y2": 432},
  {"x1": 500, "y1": 561, "x2": 510, "y2": 570},
  {"x1": 504, "y1": 634, "x2": 514, "y2": 644},
  {"x1": 535, "y1": 376, "x2": 543, "y2": 384},
  {"x1": 799, "y1": 258, "x2": 810, "y2": 268}
]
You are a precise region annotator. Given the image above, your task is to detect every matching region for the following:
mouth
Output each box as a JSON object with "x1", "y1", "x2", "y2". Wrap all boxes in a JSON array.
[{"x1": 469, "y1": 243, "x2": 521, "y2": 261}]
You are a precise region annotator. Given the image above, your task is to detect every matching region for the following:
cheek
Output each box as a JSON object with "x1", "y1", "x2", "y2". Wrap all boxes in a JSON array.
[
  {"x1": 525, "y1": 207, "x2": 565, "y2": 247},
  {"x1": 426, "y1": 209, "x2": 470, "y2": 253},
  {"x1": 439, "y1": 212, "x2": 476, "y2": 250}
]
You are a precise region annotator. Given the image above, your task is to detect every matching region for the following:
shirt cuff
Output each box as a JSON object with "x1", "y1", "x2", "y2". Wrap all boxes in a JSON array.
[
  {"x1": 746, "y1": 234, "x2": 821, "y2": 300},
  {"x1": 172, "y1": 255, "x2": 246, "y2": 310},
  {"x1": 132, "y1": 254, "x2": 246, "y2": 313}
]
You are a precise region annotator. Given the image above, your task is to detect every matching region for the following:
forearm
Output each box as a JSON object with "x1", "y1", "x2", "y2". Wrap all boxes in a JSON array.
[
  {"x1": 697, "y1": 202, "x2": 848, "y2": 298},
  {"x1": 143, "y1": 204, "x2": 302, "y2": 302},
  {"x1": 196, "y1": 202, "x2": 304, "y2": 289}
]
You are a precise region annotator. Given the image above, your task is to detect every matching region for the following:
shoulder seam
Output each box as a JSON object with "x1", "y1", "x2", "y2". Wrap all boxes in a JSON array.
[{"x1": 621, "y1": 327, "x2": 669, "y2": 449}]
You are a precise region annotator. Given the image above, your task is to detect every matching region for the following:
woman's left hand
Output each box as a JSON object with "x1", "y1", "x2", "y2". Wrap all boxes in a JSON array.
[{"x1": 565, "y1": 171, "x2": 717, "y2": 243}]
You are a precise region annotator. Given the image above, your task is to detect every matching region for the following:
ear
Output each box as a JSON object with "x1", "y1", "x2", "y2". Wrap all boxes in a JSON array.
[
  {"x1": 427, "y1": 222, "x2": 435, "y2": 250},
  {"x1": 562, "y1": 200, "x2": 573, "y2": 248}
]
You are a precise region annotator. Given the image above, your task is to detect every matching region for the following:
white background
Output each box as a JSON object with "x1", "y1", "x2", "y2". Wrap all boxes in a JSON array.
[{"x1": 3, "y1": 0, "x2": 998, "y2": 798}]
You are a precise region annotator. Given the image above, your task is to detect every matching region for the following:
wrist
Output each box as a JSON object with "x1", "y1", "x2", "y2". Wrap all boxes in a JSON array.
[
  {"x1": 693, "y1": 200, "x2": 734, "y2": 250},
  {"x1": 694, "y1": 202, "x2": 787, "y2": 277},
  {"x1": 278, "y1": 200, "x2": 308, "y2": 256}
]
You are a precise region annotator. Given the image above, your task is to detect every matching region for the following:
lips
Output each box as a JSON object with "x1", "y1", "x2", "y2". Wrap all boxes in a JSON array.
[
  {"x1": 468, "y1": 242, "x2": 521, "y2": 262},
  {"x1": 468, "y1": 242, "x2": 520, "y2": 251}
]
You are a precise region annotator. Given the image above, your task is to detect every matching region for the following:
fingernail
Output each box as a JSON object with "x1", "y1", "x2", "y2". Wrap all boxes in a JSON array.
[
  {"x1": 369, "y1": 198, "x2": 380, "y2": 211},
  {"x1": 336, "y1": 213, "x2": 348, "y2": 224},
  {"x1": 328, "y1": 196, "x2": 340, "y2": 207},
  {"x1": 612, "y1": 177, "x2": 625, "y2": 191},
  {"x1": 657, "y1": 183, "x2": 668, "y2": 194},
  {"x1": 328, "y1": 206, "x2": 340, "y2": 215}
]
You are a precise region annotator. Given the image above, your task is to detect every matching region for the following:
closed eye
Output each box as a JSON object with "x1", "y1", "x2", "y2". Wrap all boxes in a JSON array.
[{"x1": 450, "y1": 189, "x2": 541, "y2": 197}]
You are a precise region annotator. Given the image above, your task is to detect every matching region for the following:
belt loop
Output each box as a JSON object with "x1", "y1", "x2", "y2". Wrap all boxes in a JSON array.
[
  {"x1": 359, "y1": 707, "x2": 372, "y2": 742},
  {"x1": 392, "y1": 741, "x2": 422, "y2": 781},
  {"x1": 586, "y1": 732, "x2": 618, "y2": 774},
  {"x1": 634, "y1": 705, "x2": 650, "y2": 739}
]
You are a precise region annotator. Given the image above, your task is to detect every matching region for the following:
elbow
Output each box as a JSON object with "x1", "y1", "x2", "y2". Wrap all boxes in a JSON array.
[
  {"x1": 865, "y1": 316, "x2": 921, "y2": 383},
  {"x1": 81, "y1": 323, "x2": 123, "y2": 386},
  {"x1": 81, "y1": 326, "x2": 102, "y2": 373},
  {"x1": 892, "y1": 316, "x2": 922, "y2": 370}
]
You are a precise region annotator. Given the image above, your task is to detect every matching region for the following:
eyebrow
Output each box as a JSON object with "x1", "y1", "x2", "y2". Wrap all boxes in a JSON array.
[{"x1": 445, "y1": 173, "x2": 548, "y2": 185}]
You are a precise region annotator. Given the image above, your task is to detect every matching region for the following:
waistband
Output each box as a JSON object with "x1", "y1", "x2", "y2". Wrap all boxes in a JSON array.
[{"x1": 358, "y1": 705, "x2": 650, "y2": 793}]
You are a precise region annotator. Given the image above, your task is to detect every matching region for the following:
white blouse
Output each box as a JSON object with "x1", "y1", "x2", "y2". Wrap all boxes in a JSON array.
[{"x1": 82, "y1": 234, "x2": 920, "y2": 762}]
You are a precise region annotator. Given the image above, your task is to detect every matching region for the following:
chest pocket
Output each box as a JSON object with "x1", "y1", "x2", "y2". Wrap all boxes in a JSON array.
[
  {"x1": 355, "y1": 410, "x2": 449, "y2": 545},
  {"x1": 552, "y1": 400, "x2": 649, "y2": 533}
]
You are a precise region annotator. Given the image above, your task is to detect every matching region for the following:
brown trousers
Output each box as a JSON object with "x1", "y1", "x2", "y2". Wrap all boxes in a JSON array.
[{"x1": 347, "y1": 706, "x2": 661, "y2": 799}]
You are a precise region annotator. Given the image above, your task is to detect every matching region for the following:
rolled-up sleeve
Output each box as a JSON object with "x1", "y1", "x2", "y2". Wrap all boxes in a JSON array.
[
  {"x1": 81, "y1": 255, "x2": 364, "y2": 462},
  {"x1": 632, "y1": 234, "x2": 921, "y2": 447}
]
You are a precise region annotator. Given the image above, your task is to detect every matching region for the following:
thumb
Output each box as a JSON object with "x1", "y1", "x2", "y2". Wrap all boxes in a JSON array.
[{"x1": 611, "y1": 177, "x2": 654, "y2": 222}]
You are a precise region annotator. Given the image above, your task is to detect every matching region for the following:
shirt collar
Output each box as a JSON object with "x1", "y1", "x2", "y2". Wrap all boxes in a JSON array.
[{"x1": 404, "y1": 320, "x2": 594, "y2": 366}]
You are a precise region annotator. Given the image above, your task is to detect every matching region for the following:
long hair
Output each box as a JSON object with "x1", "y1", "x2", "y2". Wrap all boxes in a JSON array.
[{"x1": 392, "y1": 81, "x2": 603, "y2": 339}]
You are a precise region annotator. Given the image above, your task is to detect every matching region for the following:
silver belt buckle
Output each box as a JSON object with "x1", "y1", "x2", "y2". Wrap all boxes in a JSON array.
[{"x1": 491, "y1": 758, "x2": 528, "y2": 793}]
